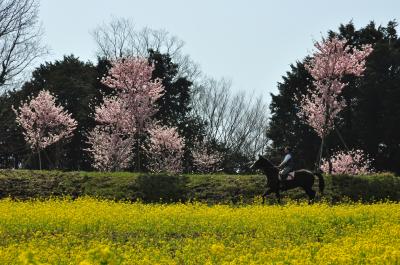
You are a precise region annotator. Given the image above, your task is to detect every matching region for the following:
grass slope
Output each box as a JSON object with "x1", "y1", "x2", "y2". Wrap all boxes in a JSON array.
[{"x1": 0, "y1": 170, "x2": 399, "y2": 203}]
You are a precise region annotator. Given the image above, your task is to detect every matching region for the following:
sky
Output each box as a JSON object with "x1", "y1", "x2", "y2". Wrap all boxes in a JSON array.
[{"x1": 39, "y1": 0, "x2": 400, "y2": 105}]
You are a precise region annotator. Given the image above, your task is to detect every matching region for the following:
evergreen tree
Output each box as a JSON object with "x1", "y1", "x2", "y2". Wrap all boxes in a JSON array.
[{"x1": 266, "y1": 62, "x2": 319, "y2": 168}]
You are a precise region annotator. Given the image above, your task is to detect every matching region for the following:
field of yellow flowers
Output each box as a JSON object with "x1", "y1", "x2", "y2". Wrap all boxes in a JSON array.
[{"x1": 0, "y1": 198, "x2": 399, "y2": 264}]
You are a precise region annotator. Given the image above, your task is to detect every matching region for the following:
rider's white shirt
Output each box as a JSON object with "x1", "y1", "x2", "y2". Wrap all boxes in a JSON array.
[{"x1": 282, "y1": 154, "x2": 292, "y2": 165}]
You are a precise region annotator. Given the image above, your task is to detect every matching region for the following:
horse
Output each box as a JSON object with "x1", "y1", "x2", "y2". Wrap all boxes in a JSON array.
[{"x1": 251, "y1": 155, "x2": 324, "y2": 203}]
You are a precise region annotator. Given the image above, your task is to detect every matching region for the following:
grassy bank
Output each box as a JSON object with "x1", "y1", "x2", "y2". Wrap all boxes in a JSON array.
[{"x1": 0, "y1": 170, "x2": 399, "y2": 203}]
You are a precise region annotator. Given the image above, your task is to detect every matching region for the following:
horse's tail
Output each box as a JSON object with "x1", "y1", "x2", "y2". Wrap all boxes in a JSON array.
[{"x1": 314, "y1": 171, "x2": 325, "y2": 194}]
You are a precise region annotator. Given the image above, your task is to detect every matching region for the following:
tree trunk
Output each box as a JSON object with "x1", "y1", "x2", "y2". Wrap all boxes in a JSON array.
[
  {"x1": 335, "y1": 128, "x2": 350, "y2": 152},
  {"x1": 316, "y1": 136, "x2": 324, "y2": 171},
  {"x1": 38, "y1": 149, "x2": 42, "y2": 170},
  {"x1": 136, "y1": 130, "x2": 141, "y2": 172},
  {"x1": 325, "y1": 139, "x2": 332, "y2": 174}
]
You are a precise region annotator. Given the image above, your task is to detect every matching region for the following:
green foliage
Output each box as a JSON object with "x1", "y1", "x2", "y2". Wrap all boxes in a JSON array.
[
  {"x1": 187, "y1": 174, "x2": 265, "y2": 203},
  {"x1": 328, "y1": 173, "x2": 400, "y2": 202},
  {"x1": 0, "y1": 170, "x2": 398, "y2": 203},
  {"x1": 0, "y1": 93, "x2": 27, "y2": 168},
  {"x1": 135, "y1": 174, "x2": 189, "y2": 202}
]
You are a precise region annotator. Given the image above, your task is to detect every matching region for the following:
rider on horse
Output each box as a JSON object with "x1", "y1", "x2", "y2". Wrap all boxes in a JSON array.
[
  {"x1": 278, "y1": 147, "x2": 294, "y2": 181},
  {"x1": 251, "y1": 153, "x2": 324, "y2": 202}
]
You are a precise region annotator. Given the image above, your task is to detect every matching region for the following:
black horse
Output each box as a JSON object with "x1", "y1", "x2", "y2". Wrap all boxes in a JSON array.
[{"x1": 251, "y1": 155, "x2": 324, "y2": 202}]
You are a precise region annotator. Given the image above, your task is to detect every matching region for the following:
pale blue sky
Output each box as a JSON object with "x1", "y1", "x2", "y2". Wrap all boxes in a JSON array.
[{"x1": 40, "y1": 0, "x2": 399, "y2": 104}]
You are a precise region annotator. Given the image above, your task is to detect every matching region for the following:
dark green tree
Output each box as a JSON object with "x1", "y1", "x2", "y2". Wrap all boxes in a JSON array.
[
  {"x1": 0, "y1": 93, "x2": 27, "y2": 168},
  {"x1": 266, "y1": 61, "x2": 320, "y2": 168},
  {"x1": 352, "y1": 21, "x2": 400, "y2": 173}
]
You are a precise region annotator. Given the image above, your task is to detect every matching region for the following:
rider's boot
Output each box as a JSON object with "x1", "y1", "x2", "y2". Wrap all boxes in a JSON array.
[{"x1": 279, "y1": 174, "x2": 287, "y2": 190}]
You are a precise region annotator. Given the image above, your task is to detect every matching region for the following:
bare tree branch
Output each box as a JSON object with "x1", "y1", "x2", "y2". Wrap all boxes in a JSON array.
[
  {"x1": 0, "y1": 0, "x2": 47, "y2": 92},
  {"x1": 92, "y1": 17, "x2": 200, "y2": 81},
  {"x1": 192, "y1": 76, "x2": 269, "y2": 159}
]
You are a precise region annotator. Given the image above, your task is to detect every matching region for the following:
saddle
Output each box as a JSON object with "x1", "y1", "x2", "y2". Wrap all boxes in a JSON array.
[
  {"x1": 279, "y1": 171, "x2": 295, "y2": 181},
  {"x1": 287, "y1": 172, "x2": 295, "y2": 180}
]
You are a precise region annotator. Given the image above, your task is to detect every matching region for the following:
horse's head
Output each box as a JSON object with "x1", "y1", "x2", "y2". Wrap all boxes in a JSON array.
[
  {"x1": 251, "y1": 155, "x2": 269, "y2": 170},
  {"x1": 250, "y1": 155, "x2": 279, "y2": 176}
]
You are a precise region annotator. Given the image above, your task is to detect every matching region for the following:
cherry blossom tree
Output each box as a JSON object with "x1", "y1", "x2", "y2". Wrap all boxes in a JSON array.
[
  {"x1": 145, "y1": 124, "x2": 185, "y2": 174},
  {"x1": 86, "y1": 97, "x2": 136, "y2": 171},
  {"x1": 297, "y1": 37, "x2": 373, "y2": 168},
  {"x1": 101, "y1": 57, "x2": 164, "y2": 170},
  {"x1": 321, "y1": 149, "x2": 373, "y2": 175},
  {"x1": 298, "y1": 37, "x2": 373, "y2": 137},
  {"x1": 192, "y1": 143, "x2": 222, "y2": 173},
  {"x1": 13, "y1": 90, "x2": 77, "y2": 169},
  {"x1": 87, "y1": 57, "x2": 165, "y2": 171}
]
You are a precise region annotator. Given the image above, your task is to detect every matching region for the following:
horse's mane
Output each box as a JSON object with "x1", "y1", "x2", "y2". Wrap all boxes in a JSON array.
[{"x1": 260, "y1": 156, "x2": 279, "y2": 176}]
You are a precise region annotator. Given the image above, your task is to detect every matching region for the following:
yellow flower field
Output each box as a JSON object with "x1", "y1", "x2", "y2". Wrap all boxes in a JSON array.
[{"x1": 0, "y1": 198, "x2": 399, "y2": 264}]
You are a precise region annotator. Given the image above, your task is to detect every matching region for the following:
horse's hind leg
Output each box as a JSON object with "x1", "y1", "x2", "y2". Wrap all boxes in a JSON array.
[
  {"x1": 304, "y1": 187, "x2": 316, "y2": 203},
  {"x1": 262, "y1": 189, "x2": 270, "y2": 204},
  {"x1": 262, "y1": 192, "x2": 267, "y2": 204},
  {"x1": 275, "y1": 191, "x2": 281, "y2": 204}
]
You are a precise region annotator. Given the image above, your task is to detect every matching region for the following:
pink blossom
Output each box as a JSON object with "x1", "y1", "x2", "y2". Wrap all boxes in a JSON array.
[
  {"x1": 192, "y1": 143, "x2": 222, "y2": 173},
  {"x1": 94, "y1": 97, "x2": 136, "y2": 133},
  {"x1": 101, "y1": 57, "x2": 164, "y2": 130},
  {"x1": 306, "y1": 37, "x2": 373, "y2": 81},
  {"x1": 14, "y1": 90, "x2": 77, "y2": 151},
  {"x1": 86, "y1": 126, "x2": 135, "y2": 171},
  {"x1": 321, "y1": 149, "x2": 374, "y2": 175},
  {"x1": 145, "y1": 124, "x2": 185, "y2": 174},
  {"x1": 298, "y1": 37, "x2": 373, "y2": 138},
  {"x1": 298, "y1": 80, "x2": 346, "y2": 137}
]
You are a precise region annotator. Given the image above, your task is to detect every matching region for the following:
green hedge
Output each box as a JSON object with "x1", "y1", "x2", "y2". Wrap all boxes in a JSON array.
[
  {"x1": 326, "y1": 173, "x2": 400, "y2": 202},
  {"x1": 0, "y1": 170, "x2": 399, "y2": 203}
]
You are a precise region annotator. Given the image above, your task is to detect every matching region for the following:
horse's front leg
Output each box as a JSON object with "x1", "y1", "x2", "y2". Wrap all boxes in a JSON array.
[
  {"x1": 262, "y1": 188, "x2": 271, "y2": 204},
  {"x1": 275, "y1": 190, "x2": 281, "y2": 204}
]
